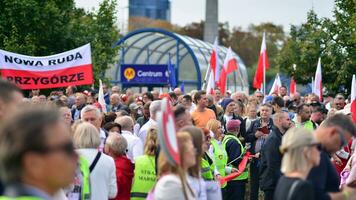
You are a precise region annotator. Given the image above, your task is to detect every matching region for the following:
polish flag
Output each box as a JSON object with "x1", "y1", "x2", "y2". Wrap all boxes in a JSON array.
[
  {"x1": 313, "y1": 58, "x2": 323, "y2": 101},
  {"x1": 268, "y1": 74, "x2": 282, "y2": 95},
  {"x1": 351, "y1": 74, "x2": 356, "y2": 124},
  {"x1": 253, "y1": 32, "x2": 269, "y2": 90},
  {"x1": 98, "y1": 79, "x2": 107, "y2": 113},
  {"x1": 206, "y1": 72, "x2": 215, "y2": 95},
  {"x1": 209, "y1": 38, "x2": 220, "y2": 84},
  {"x1": 219, "y1": 47, "x2": 238, "y2": 94},
  {"x1": 290, "y1": 76, "x2": 296, "y2": 96}
]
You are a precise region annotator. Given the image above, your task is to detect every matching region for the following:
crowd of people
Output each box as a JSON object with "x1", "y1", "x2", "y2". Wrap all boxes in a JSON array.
[{"x1": 0, "y1": 79, "x2": 356, "y2": 200}]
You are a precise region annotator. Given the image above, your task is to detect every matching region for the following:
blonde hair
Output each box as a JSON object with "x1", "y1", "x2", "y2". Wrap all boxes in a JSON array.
[
  {"x1": 206, "y1": 119, "x2": 221, "y2": 138},
  {"x1": 73, "y1": 122, "x2": 101, "y2": 149},
  {"x1": 144, "y1": 126, "x2": 158, "y2": 156},
  {"x1": 280, "y1": 127, "x2": 317, "y2": 174},
  {"x1": 158, "y1": 131, "x2": 195, "y2": 200}
]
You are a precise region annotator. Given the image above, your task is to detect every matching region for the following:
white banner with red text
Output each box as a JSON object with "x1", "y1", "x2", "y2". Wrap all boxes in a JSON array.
[{"x1": 0, "y1": 44, "x2": 93, "y2": 89}]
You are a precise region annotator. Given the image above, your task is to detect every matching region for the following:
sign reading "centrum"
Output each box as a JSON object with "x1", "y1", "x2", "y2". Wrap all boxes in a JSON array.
[{"x1": 120, "y1": 64, "x2": 170, "y2": 85}]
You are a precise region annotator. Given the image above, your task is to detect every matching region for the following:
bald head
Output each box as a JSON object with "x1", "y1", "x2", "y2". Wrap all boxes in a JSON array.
[
  {"x1": 115, "y1": 116, "x2": 134, "y2": 131},
  {"x1": 110, "y1": 93, "x2": 121, "y2": 105}
]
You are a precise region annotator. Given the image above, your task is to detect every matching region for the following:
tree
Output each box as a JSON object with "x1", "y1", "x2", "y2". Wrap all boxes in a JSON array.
[
  {"x1": 276, "y1": 0, "x2": 356, "y2": 93},
  {"x1": 0, "y1": 0, "x2": 120, "y2": 87}
]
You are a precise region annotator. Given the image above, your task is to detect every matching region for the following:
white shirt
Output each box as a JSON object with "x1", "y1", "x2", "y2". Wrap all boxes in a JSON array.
[
  {"x1": 76, "y1": 149, "x2": 117, "y2": 200},
  {"x1": 99, "y1": 129, "x2": 107, "y2": 152},
  {"x1": 138, "y1": 118, "x2": 157, "y2": 144},
  {"x1": 187, "y1": 176, "x2": 207, "y2": 200},
  {"x1": 154, "y1": 174, "x2": 196, "y2": 200},
  {"x1": 121, "y1": 130, "x2": 144, "y2": 163}
]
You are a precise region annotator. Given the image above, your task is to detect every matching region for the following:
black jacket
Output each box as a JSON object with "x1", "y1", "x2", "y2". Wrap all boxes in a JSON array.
[
  {"x1": 259, "y1": 126, "x2": 284, "y2": 191},
  {"x1": 245, "y1": 118, "x2": 274, "y2": 154}
]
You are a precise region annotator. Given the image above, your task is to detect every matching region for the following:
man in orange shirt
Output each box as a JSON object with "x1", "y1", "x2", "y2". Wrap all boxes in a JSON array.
[{"x1": 191, "y1": 91, "x2": 216, "y2": 128}]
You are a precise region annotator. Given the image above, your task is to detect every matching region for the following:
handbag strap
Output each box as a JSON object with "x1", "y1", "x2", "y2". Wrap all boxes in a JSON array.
[
  {"x1": 89, "y1": 152, "x2": 102, "y2": 173},
  {"x1": 287, "y1": 180, "x2": 301, "y2": 200}
]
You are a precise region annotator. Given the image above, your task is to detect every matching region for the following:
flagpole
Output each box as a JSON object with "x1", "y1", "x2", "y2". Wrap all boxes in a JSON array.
[
  {"x1": 263, "y1": 32, "x2": 266, "y2": 96},
  {"x1": 202, "y1": 65, "x2": 211, "y2": 90}
]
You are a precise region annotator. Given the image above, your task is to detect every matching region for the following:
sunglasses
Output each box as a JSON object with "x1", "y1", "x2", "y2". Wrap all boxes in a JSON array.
[
  {"x1": 308, "y1": 143, "x2": 322, "y2": 151},
  {"x1": 32, "y1": 141, "x2": 76, "y2": 156}
]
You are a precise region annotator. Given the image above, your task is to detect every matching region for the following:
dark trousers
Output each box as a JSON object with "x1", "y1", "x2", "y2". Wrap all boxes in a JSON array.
[
  {"x1": 223, "y1": 180, "x2": 246, "y2": 200},
  {"x1": 263, "y1": 190, "x2": 274, "y2": 200},
  {"x1": 250, "y1": 159, "x2": 260, "y2": 200}
]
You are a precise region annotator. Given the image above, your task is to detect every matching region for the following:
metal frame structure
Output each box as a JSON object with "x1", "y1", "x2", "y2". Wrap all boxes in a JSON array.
[{"x1": 110, "y1": 28, "x2": 249, "y2": 92}]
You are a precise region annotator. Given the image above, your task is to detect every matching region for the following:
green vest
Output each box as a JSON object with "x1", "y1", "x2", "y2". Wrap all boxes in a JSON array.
[
  {"x1": 296, "y1": 120, "x2": 315, "y2": 131},
  {"x1": 79, "y1": 156, "x2": 91, "y2": 200},
  {"x1": 0, "y1": 197, "x2": 41, "y2": 200},
  {"x1": 222, "y1": 135, "x2": 249, "y2": 181},
  {"x1": 131, "y1": 155, "x2": 157, "y2": 200},
  {"x1": 211, "y1": 139, "x2": 228, "y2": 188},
  {"x1": 201, "y1": 153, "x2": 215, "y2": 180}
]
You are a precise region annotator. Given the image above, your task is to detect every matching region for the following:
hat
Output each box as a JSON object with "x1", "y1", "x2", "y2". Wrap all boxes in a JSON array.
[
  {"x1": 263, "y1": 95, "x2": 273, "y2": 103},
  {"x1": 129, "y1": 103, "x2": 140, "y2": 110},
  {"x1": 220, "y1": 98, "x2": 234, "y2": 111},
  {"x1": 226, "y1": 119, "x2": 241, "y2": 132}
]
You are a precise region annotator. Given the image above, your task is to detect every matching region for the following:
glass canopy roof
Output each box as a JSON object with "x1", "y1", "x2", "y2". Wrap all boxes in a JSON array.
[{"x1": 108, "y1": 28, "x2": 249, "y2": 92}]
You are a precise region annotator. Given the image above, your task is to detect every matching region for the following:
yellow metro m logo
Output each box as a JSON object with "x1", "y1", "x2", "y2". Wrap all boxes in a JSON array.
[{"x1": 124, "y1": 67, "x2": 135, "y2": 81}]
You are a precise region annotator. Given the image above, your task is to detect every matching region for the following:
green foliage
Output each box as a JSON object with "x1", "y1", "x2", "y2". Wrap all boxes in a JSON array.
[
  {"x1": 276, "y1": 0, "x2": 356, "y2": 93},
  {"x1": 0, "y1": 0, "x2": 120, "y2": 87}
]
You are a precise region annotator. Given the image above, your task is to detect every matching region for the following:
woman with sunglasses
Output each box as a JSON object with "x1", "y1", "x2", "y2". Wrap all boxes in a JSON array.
[{"x1": 274, "y1": 128, "x2": 321, "y2": 200}]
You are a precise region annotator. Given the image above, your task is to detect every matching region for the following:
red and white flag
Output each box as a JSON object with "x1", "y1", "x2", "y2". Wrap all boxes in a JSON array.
[
  {"x1": 253, "y1": 32, "x2": 269, "y2": 90},
  {"x1": 98, "y1": 79, "x2": 107, "y2": 113},
  {"x1": 351, "y1": 74, "x2": 356, "y2": 124},
  {"x1": 206, "y1": 71, "x2": 215, "y2": 95},
  {"x1": 0, "y1": 44, "x2": 93, "y2": 89},
  {"x1": 219, "y1": 47, "x2": 238, "y2": 94},
  {"x1": 313, "y1": 58, "x2": 323, "y2": 101},
  {"x1": 209, "y1": 38, "x2": 220, "y2": 84},
  {"x1": 290, "y1": 76, "x2": 296, "y2": 96},
  {"x1": 268, "y1": 73, "x2": 282, "y2": 95}
]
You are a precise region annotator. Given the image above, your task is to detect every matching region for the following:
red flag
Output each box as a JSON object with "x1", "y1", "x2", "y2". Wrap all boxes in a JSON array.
[
  {"x1": 218, "y1": 47, "x2": 238, "y2": 94},
  {"x1": 290, "y1": 76, "x2": 296, "y2": 96},
  {"x1": 209, "y1": 38, "x2": 219, "y2": 83},
  {"x1": 253, "y1": 33, "x2": 269, "y2": 90},
  {"x1": 351, "y1": 74, "x2": 356, "y2": 124},
  {"x1": 219, "y1": 152, "x2": 251, "y2": 185}
]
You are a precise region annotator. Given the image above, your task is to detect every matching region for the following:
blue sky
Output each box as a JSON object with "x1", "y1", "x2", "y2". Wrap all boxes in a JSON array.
[{"x1": 75, "y1": 0, "x2": 335, "y2": 31}]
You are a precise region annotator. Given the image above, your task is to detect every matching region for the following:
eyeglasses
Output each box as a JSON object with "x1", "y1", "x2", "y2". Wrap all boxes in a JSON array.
[
  {"x1": 337, "y1": 128, "x2": 347, "y2": 148},
  {"x1": 308, "y1": 143, "x2": 322, "y2": 151},
  {"x1": 32, "y1": 141, "x2": 76, "y2": 156}
]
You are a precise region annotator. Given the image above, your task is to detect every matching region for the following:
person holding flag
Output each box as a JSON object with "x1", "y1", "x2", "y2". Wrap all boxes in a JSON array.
[{"x1": 222, "y1": 119, "x2": 248, "y2": 200}]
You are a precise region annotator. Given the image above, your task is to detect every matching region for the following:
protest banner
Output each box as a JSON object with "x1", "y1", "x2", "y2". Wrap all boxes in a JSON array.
[{"x1": 0, "y1": 44, "x2": 93, "y2": 89}]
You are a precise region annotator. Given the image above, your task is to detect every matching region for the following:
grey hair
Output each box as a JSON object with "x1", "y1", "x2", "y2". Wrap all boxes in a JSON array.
[
  {"x1": 73, "y1": 122, "x2": 101, "y2": 149},
  {"x1": 321, "y1": 113, "x2": 356, "y2": 136},
  {"x1": 149, "y1": 100, "x2": 162, "y2": 119},
  {"x1": 115, "y1": 116, "x2": 133, "y2": 131},
  {"x1": 81, "y1": 105, "x2": 101, "y2": 119},
  {"x1": 106, "y1": 133, "x2": 128, "y2": 156}
]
